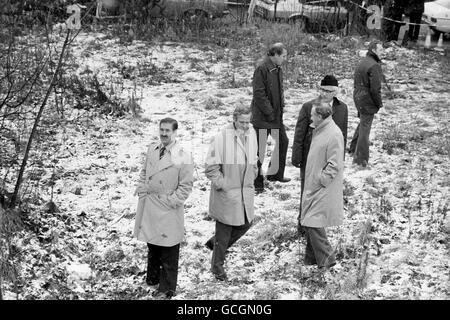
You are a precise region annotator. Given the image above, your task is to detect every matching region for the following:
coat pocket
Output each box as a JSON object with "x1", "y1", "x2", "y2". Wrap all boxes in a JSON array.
[
  {"x1": 214, "y1": 176, "x2": 226, "y2": 191},
  {"x1": 151, "y1": 194, "x2": 173, "y2": 211},
  {"x1": 220, "y1": 187, "x2": 240, "y2": 205},
  {"x1": 217, "y1": 177, "x2": 234, "y2": 192},
  {"x1": 306, "y1": 184, "x2": 322, "y2": 198},
  {"x1": 308, "y1": 174, "x2": 324, "y2": 195}
]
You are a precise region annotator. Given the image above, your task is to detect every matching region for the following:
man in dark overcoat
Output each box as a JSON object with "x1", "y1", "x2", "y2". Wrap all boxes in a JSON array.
[
  {"x1": 251, "y1": 42, "x2": 290, "y2": 193},
  {"x1": 349, "y1": 40, "x2": 384, "y2": 167},
  {"x1": 383, "y1": 0, "x2": 407, "y2": 42},
  {"x1": 406, "y1": 0, "x2": 425, "y2": 42}
]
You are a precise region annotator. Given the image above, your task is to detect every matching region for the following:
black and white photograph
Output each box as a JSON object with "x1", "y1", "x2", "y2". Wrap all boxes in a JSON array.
[{"x1": 0, "y1": 0, "x2": 449, "y2": 303}]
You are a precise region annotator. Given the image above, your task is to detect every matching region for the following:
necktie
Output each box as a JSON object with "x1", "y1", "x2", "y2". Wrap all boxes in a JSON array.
[{"x1": 159, "y1": 146, "x2": 166, "y2": 160}]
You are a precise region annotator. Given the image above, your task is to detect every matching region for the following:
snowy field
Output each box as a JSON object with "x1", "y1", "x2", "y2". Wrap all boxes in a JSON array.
[{"x1": 2, "y1": 26, "x2": 449, "y2": 300}]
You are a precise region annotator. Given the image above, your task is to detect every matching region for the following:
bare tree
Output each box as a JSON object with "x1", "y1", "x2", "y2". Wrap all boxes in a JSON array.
[{"x1": 9, "y1": 30, "x2": 71, "y2": 208}]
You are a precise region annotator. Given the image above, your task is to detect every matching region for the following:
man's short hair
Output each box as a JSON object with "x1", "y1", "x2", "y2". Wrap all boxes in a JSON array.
[
  {"x1": 159, "y1": 117, "x2": 178, "y2": 131},
  {"x1": 313, "y1": 101, "x2": 333, "y2": 120},
  {"x1": 267, "y1": 43, "x2": 286, "y2": 56},
  {"x1": 233, "y1": 105, "x2": 251, "y2": 120},
  {"x1": 368, "y1": 39, "x2": 382, "y2": 52}
]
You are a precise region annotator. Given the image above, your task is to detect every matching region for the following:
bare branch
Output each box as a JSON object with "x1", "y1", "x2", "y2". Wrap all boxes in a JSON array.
[{"x1": 9, "y1": 28, "x2": 72, "y2": 208}]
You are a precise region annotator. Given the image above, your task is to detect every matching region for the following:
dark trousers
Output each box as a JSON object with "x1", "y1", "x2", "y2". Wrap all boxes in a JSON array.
[
  {"x1": 146, "y1": 243, "x2": 180, "y2": 295},
  {"x1": 304, "y1": 227, "x2": 336, "y2": 268},
  {"x1": 349, "y1": 113, "x2": 374, "y2": 165},
  {"x1": 208, "y1": 219, "x2": 251, "y2": 276},
  {"x1": 383, "y1": 3, "x2": 403, "y2": 42},
  {"x1": 253, "y1": 126, "x2": 289, "y2": 188},
  {"x1": 408, "y1": 11, "x2": 423, "y2": 41}
]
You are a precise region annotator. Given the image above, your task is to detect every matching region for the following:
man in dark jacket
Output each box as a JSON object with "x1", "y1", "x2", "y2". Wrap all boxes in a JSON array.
[
  {"x1": 406, "y1": 0, "x2": 424, "y2": 42},
  {"x1": 251, "y1": 43, "x2": 290, "y2": 193},
  {"x1": 292, "y1": 75, "x2": 348, "y2": 236},
  {"x1": 383, "y1": 0, "x2": 407, "y2": 42},
  {"x1": 349, "y1": 40, "x2": 384, "y2": 168}
]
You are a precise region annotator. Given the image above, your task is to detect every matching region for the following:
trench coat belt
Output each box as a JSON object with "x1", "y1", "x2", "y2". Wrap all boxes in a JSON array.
[{"x1": 139, "y1": 191, "x2": 171, "y2": 196}]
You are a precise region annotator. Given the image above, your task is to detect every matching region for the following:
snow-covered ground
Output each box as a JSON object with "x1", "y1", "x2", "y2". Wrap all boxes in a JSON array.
[{"x1": 3, "y1": 30, "x2": 449, "y2": 300}]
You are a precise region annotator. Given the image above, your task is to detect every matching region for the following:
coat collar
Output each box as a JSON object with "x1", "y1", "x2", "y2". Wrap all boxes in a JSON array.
[
  {"x1": 332, "y1": 97, "x2": 344, "y2": 107},
  {"x1": 229, "y1": 123, "x2": 252, "y2": 137},
  {"x1": 313, "y1": 116, "x2": 333, "y2": 134},
  {"x1": 308, "y1": 98, "x2": 342, "y2": 129},
  {"x1": 367, "y1": 50, "x2": 381, "y2": 63},
  {"x1": 224, "y1": 123, "x2": 251, "y2": 155},
  {"x1": 148, "y1": 140, "x2": 178, "y2": 177},
  {"x1": 154, "y1": 139, "x2": 176, "y2": 152},
  {"x1": 263, "y1": 56, "x2": 281, "y2": 73}
]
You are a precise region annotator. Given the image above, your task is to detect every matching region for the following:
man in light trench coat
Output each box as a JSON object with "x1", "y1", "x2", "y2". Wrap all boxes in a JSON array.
[
  {"x1": 134, "y1": 118, "x2": 194, "y2": 299},
  {"x1": 205, "y1": 105, "x2": 258, "y2": 281},
  {"x1": 301, "y1": 101, "x2": 344, "y2": 269},
  {"x1": 292, "y1": 75, "x2": 348, "y2": 237}
]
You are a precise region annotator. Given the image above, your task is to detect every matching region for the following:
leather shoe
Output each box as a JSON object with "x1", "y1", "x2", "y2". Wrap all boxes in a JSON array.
[
  {"x1": 213, "y1": 272, "x2": 228, "y2": 281},
  {"x1": 204, "y1": 240, "x2": 213, "y2": 251},
  {"x1": 267, "y1": 175, "x2": 291, "y2": 183},
  {"x1": 146, "y1": 278, "x2": 159, "y2": 286},
  {"x1": 318, "y1": 261, "x2": 336, "y2": 270},
  {"x1": 352, "y1": 160, "x2": 368, "y2": 168},
  {"x1": 304, "y1": 259, "x2": 317, "y2": 266},
  {"x1": 152, "y1": 289, "x2": 173, "y2": 299}
]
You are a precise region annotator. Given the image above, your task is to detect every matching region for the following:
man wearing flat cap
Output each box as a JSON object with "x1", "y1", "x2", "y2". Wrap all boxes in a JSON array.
[{"x1": 292, "y1": 75, "x2": 347, "y2": 236}]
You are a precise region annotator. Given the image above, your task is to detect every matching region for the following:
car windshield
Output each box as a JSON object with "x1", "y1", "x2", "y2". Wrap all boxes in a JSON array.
[{"x1": 435, "y1": 0, "x2": 450, "y2": 10}]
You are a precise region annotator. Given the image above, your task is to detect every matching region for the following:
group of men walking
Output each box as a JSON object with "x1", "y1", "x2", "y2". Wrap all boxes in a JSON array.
[{"x1": 132, "y1": 41, "x2": 385, "y2": 299}]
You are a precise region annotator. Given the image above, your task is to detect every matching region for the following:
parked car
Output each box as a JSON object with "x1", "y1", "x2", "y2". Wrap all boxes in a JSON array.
[
  {"x1": 146, "y1": 0, "x2": 230, "y2": 20},
  {"x1": 253, "y1": 0, "x2": 348, "y2": 32},
  {"x1": 422, "y1": 0, "x2": 450, "y2": 35},
  {"x1": 96, "y1": 0, "x2": 229, "y2": 21}
]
